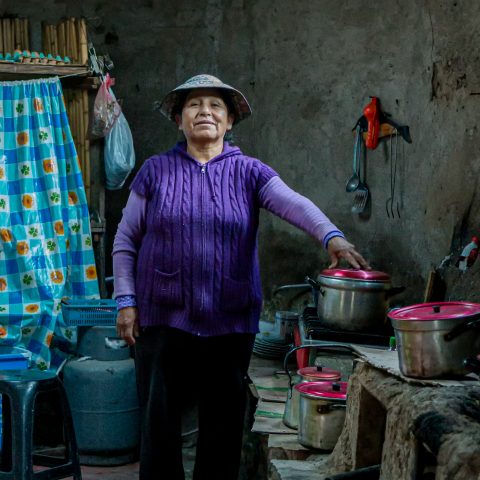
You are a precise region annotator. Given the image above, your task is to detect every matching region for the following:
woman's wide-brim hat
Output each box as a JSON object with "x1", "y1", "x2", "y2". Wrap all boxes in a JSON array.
[{"x1": 159, "y1": 74, "x2": 252, "y2": 124}]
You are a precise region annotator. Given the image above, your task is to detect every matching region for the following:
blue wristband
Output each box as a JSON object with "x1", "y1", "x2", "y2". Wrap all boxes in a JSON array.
[{"x1": 323, "y1": 231, "x2": 345, "y2": 249}]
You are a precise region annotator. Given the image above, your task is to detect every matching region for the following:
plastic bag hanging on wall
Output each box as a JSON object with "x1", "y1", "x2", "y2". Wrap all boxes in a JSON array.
[
  {"x1": 104, "y1": 111, "x2": 136, "y2": 190},
  {"x1": 90, "y1": 73, "x2": 121, "y2": 139}
]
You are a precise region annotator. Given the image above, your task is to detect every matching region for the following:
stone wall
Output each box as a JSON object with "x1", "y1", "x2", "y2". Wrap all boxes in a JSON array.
[
  {"x1": 328, "y1": 361, "x2": 480, "y2": 479},
  {"x1": 5, "y1": 0, "x2": 480, "y2": 306}
]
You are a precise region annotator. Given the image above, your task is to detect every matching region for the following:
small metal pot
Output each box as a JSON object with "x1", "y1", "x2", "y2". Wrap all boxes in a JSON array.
[
  {"x1": 296, "y1": 381, "x2": 347, "y2": 450},
  {"x1": 275, "y1": 310, "x2": 300, "y2": 341},
  {"x1": 308, "y1": 269, "x2": 404, "y2": 332},
  {"x1": 283, "y1": 365, "x2": 341, "y2": 429},
  {"x1": 389, "y1": 302, "x2": 480, "y2": 378},
  {"x1": 282, "y1": 345, "x2": 351, "y2": 429}
]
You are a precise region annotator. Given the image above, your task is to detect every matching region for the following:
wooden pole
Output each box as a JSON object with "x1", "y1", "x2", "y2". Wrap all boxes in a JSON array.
[
  {"x1": 78, "y1": 92, "x2": 86, "y2": 187},
  {"x1": 78, "y1": 18, "x2": 88, "y2": 65},
  {"x1": 9, "y1": 19, "x2": 14, "y2": 52},
  {"x1": 18, "y1": 17, "x2": 23, "y2": 51},
  {"x1": 41, "y1": 22, "x2": 47, "y2": 54},
  {"x1": 65, "y1": 18, "x2": 71, "y2": 59},
  {"x1": 70, "y1": 17, "x2": 78, "y2": 63},
  {"x1": 0, "y1": 18, "x2": 4, "y2": 54},
  {"x1": 58, "y1": 21, "x2": 65, "y2": 57},
  {"x1": 9, "y1": 18, "x2": 14, "y2": 52},
  {"x1": 3, "y1": 19, "x2": 10, "y2": 53},
  {"x1": 14, "y1": 18, "x2": 20, "y2": 50},
  {"x1": 83, "y1": 91, "x2": 91, "y2": 204},
  {"x1": 22, "y1": 18, "x2": 29, "y2": 50},
  {"x1": 52, "y1": 24, "x2": 58, "y2": 55}
]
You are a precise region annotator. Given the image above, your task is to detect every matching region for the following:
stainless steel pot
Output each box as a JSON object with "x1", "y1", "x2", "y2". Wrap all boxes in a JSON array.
[
  {"x1": 282, "y1": 345, "x2": 349, "y2": 429},
  {"x1": 296, "y1": 381, "x2": 347, "y2": 450},
  {"x1": 389, "y1": 302, "x2": 480, "y2": 378},
  {"x1": 308, "y1": 269, "x2": 404, "y2": 332},
  {"x1": 275, "y1": 310, "x2": 300, "y2": 341},
  {"x1": 283, "y1": 365, "x2": 341, "y2": 429}
]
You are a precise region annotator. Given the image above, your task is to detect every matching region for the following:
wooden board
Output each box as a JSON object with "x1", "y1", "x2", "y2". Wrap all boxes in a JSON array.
[{"x1": 0, "y1": 62, "x2": 89, "y2": 76}]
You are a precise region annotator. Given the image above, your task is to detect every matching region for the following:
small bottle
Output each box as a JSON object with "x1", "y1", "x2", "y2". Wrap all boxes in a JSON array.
[
  {"x1": 388, "y1": 336, "x2": 397, "y2": 351},
  {"x1": 456, "y1": 236, "x2": 479, "y2": 272}
]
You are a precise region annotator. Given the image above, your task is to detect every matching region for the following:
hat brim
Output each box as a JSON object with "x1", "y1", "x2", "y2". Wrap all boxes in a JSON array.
[{"x1": 160, "y1": 83, "x2": 252, "y2": 125}]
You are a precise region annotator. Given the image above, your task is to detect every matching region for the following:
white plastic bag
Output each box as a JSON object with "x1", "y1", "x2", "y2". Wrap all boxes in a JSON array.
[{"x1": 104, "y1": 112, "x2": 135, "y2": 190}]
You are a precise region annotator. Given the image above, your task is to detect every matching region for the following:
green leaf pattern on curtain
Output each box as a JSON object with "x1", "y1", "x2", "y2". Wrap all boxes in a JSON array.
[{"x1": 0, "y1": 77, "x2": 99, "y2": 370}]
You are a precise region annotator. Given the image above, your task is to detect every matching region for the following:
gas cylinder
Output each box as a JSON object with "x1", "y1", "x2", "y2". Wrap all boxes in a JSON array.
[{"x1": 63, "y1": 326, "x2": 139, "y2": 466}]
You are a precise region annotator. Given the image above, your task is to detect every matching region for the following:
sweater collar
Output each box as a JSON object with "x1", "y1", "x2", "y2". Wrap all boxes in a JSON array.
[{"x1": 173, "y1": 141, "x2": 241, "y2": 165}]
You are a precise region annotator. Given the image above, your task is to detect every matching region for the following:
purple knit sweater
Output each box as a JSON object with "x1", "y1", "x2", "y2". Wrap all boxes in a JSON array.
[{"x1": 113, "y1": 142, "x2": 343, "y2": 336}]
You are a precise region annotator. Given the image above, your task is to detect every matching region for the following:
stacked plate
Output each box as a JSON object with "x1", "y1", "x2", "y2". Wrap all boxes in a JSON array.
[{"x1": 253, "y1": 321, "x2": 291, "y2": 359}]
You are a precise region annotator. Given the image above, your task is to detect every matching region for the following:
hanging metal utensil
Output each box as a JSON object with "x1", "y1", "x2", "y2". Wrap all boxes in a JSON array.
[
  {"x1": 351, "y1": 134, "x2": 369, "y2": 214},
  {"x1": 346, "y1": 125, "x2": 361, "y2": 193},
  {"x1": 386, "y1": 130, "x2": 400, "y2": 218}
]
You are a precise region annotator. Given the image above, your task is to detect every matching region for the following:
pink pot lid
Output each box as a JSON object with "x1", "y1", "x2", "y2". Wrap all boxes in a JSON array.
[
  {"x1": 388, "y1": 301, "x2": 480, "y2": 321},
  {"x1": 298, "y1": 365, "x2": 342, "y2": 380},
  {"x1": 320, "y1": 268, "x2": 390, "y2": 282},
  {"x1": 294, "y1": 381, "x2": 347, "y2": 400}
]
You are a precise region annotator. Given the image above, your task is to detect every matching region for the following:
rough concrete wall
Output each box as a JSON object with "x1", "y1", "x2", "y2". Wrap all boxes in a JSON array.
[{"x1": 7, "y1": 0, "x2": 480, "y2": 306}]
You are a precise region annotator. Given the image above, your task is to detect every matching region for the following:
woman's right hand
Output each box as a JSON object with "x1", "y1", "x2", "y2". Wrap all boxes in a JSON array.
[{"x1": 116, "y1": 307, "x2": 139, "y2": 346}]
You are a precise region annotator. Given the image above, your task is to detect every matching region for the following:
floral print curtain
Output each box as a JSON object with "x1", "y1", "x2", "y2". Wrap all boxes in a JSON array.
[{"x1": 0, "y1": 77, "x2": 99, "y2": 370}]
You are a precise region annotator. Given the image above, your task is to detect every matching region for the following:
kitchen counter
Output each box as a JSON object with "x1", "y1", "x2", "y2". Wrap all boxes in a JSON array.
[{"x1": 248, "y1": 349, "x2": 480, "y2": 480}]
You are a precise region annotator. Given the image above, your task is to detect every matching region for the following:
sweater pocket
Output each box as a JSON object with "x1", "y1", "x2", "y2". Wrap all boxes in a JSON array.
[
  {"x1": 151, "y1": 269, "x2": 184, "y2": 306},
  {"x1": 220, "y1": 276, "x2": 252, "y2": 312}
]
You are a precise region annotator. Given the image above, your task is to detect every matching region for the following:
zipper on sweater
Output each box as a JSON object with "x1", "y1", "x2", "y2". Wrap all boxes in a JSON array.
[{"x1": 200, "y1": 164, "x2": 206, "y2": 312}]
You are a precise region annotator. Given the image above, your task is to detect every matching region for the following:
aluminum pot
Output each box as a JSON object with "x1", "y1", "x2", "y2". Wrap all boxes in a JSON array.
[
  {"x1": 282, "y1": 344, "x2": 354, "y2": 429},
  {"x1": 308, "y1": 269, "x2": 404, "y2": 332},
  {"x1": 283, "y1": 365, "x2": 341, "y2": 429},
  {"x1": 275, "y1": 310, "x2": 300, "y2": 341},
  {"x1": 389, "y1": 302, "x2": 480, "y2": 378},
  {"x1": 296, "y1": 381, "x2": 347, "y2": 450}
]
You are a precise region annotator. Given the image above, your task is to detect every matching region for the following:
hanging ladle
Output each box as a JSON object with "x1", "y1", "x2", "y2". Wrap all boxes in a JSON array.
[{"x1": 346, "y1": 125, "x2": 361, "y2": 192}]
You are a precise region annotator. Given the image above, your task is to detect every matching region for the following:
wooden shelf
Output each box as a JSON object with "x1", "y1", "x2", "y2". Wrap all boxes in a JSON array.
[{"x1": 0, "y1": 62, "x2": 89, "y2": 77}]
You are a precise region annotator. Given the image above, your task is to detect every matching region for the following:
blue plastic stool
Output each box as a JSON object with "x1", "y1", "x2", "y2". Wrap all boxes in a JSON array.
[{"x1": 0, "y1": 369, "x2": 82, "y2": 479}]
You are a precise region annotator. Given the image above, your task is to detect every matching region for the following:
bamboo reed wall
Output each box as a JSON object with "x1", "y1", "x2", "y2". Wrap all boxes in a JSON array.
[
  {"x1": 0, "y1": 15, "x2": 92, "y2": 205},
  {"x1": 42, "y1": 18, "x2": 88, "y2": 65},
  {"x1": 0, "y1": 16, "x2": 30, "y2": 53},
  {"x1": 64, "y1": 89, "x2": 91, "y2": 204}
]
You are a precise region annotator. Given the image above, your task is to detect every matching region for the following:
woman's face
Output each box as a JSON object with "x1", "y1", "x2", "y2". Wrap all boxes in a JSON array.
[{"x1": 177, "y1": 89, "x2": 234, "y2": 145}]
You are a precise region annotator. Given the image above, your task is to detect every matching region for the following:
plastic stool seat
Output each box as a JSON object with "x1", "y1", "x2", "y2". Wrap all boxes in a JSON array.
[{"x1": 0, "y1": 369, "x2": 82, "y2": 479}]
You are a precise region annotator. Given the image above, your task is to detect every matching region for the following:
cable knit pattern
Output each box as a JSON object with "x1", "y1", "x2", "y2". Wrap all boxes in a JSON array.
[{"x1": 127, "y1": 142, "x2": 277, "y2": 335}]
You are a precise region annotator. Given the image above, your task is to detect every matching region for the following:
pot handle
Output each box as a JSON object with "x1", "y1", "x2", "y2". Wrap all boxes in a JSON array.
[
  {"x1": 305, "y1": 276, "x2": 326, "y2": 299},
  {"x1": 463, "y1": 356, "x2": 480, "y2": 374},
  {"x1": 317, "y1": 403, "x2": 347, "y2": 414},
  {"x1": 283, "y1": 344, "x2": 356, "y2": 396},
  {"x1": 272, "y1": 284, "x2": 311, "y2": 296},
  {"x1": 385, "y1": 286, "x2": 406, "y2": 299},
  {"x1": 305, "y1": 276, "x2": 320, "y2": 289},
  {"x1": 444, "y1": 317, "x2": 480, "y2": 342}
]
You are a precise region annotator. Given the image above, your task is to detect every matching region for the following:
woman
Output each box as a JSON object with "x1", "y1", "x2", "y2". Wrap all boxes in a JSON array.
[{"x1": 113, "y1": 74, "x2": 370, "y2": 480}]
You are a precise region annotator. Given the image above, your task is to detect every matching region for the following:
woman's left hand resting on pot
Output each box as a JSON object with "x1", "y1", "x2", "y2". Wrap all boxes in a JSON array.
[{"x1": 327, "y1": 236, "x2": 371, "y2": 270}]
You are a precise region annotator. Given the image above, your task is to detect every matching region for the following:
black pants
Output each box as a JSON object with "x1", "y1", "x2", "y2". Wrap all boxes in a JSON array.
[{"x1": 135, "y1": 326, "x2": 255, "y2": 480}]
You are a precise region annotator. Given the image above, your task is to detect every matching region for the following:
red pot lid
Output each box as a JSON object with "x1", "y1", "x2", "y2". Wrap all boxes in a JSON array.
[
  {"x1": 320, "y1": 268, "x2": 390, "y2": 282},
  {"x1": 298, "y1": 365, "x2": 342, "y2": 381},
  {"x1": 388, "y1": 301, "x2": 480, "y2": 321},
  {"x1": 294, "y1": 381, "x2": 347, "y2": 400}
]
